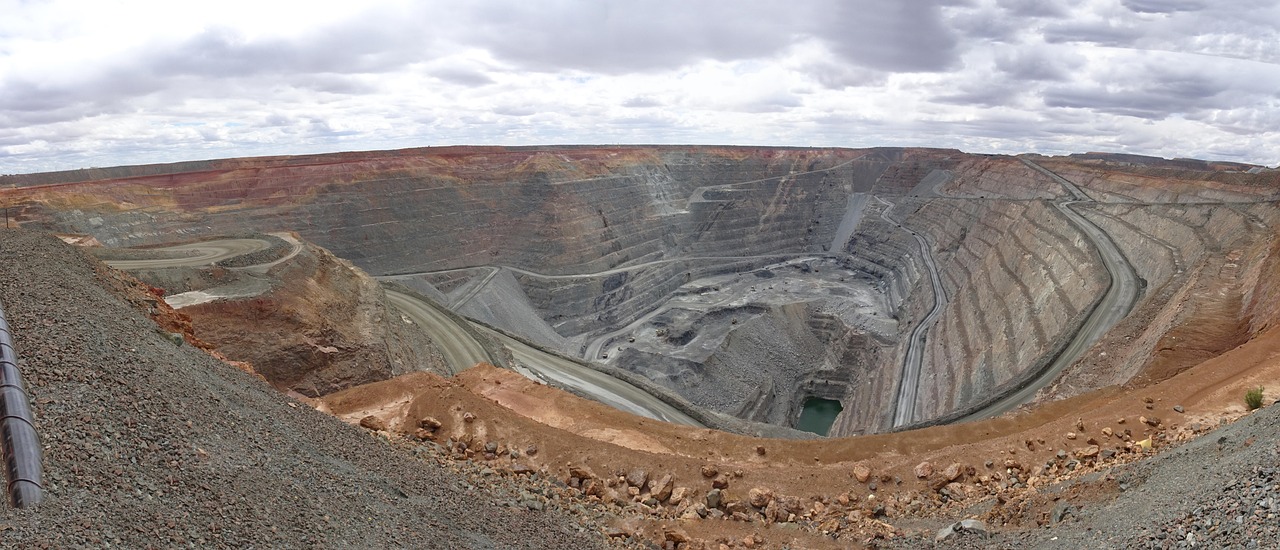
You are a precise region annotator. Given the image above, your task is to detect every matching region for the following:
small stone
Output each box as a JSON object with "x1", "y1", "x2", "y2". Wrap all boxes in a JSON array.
[
  {"x1": 1076, "y1": 445, "x2": 1100, "y2": 459},
  {"x1": 712, "y1": 476, "x2": 729, "y2": 489},
  {"x1": 701, "y1": 465, "x2": 719, "y2": 478},
  {"x1": 568, "y1": 464, "x2": 596, "y2": 480},
  {"x1": 1117, "y1": 418, "x2": 1126, "y2": 424},
  {"x1": 936, "y1": 519, "x2": 989, "y2": 542},
  {"x1": 668, "y1": 486, "x2": 688, "y2": 506},
  {"x1": 914, "y1": 461, "x2": 934, "y2": 479},
  {"x1": 462, "y1": 412, "x2": 476, "y2": 423},
  {"x1": 756, "y1": 445, "x2": 767, "y2": 456},
  {"x1": 853, "y1": 463, "x2": 872, "y2": 483},
  {"x1": 663, "y1": 527, "x2": 691, "y2": 544},
  {"x1": 525, "y1": 444, "x2": 538, "y2": 456},
  {"x1": 943, "y1": 463, "x2": 964, "y2": 482},
  {"x1": 1143, "y1": 416, "x2": 1162, "y2": 427},
  {"x1": 1102, "y1": 427, "x2": 1113, "y2": 437},
  {"x1": 1066, "y1": 432, "x2": 1077, "y2": 440},
  {"x1": 706, "y1": 489, "x2": 723, "y2": 509},
  {"x1": 1173, "y1": 405, "x2": 1185, "y2": 413}
]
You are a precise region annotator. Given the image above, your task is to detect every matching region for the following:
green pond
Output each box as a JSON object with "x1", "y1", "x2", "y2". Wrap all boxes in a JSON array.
[{"x1": 796, "y1": 397, "x2": 843, "y2": 436}]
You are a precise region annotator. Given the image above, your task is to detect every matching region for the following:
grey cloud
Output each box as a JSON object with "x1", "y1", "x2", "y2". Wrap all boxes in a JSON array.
[
  {"x1": 997, "y1": 0, "x2": 1068, "y2": 18},
  {"x1": 455, "y1": 0, "x2": 964, "y2": 75},
  {"x1": 431, "y1": 67, "x2": 495, "y2": 87},
  {"x1": 622, "y1": 96, "x2": 663, "y2": 108},
  {"x1": 994, "y1": 48, "x2": 1080, "y2": 81},
  {"x1": 456, "y1": 0, "x2": 798, "y2": 74},
  {"x1": 1122, "y1": 0, "x2": 1207, "y2": 13},
  {"x1": 1043, "y1": 73, "x2": 1230, "y2": 119},
  {"x1": 818, "y1": 1, "x2": 963, "y2": 72},
  {"x1": 803, "y1": 62, "x2": 887, "y2": 89},
  {"x1": 492, "y1": 104, "x2": 538, "y2": 117},
  {"x1": 933, "y1": 85, "x2": 1021, "y2": 108},
  {"x1": 150, "y1": 20, "x2": 423, "y2": 80},
  {"x1": 1043, "y1": 20, "x2": 1142, "y2": 46}
]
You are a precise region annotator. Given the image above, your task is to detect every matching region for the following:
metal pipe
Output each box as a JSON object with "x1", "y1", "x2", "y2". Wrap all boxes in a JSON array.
[{"x1": 0, "y1": 302, "x2": 43, "y2": 508}]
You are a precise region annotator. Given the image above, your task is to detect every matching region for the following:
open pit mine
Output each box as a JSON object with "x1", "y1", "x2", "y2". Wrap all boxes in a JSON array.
[
  {"x1": 3, "y1": 145, "x2": 1280, "y2": 548},
  {"x1": 6, "y1": 145, "x2": 1278, "y2": 434}
]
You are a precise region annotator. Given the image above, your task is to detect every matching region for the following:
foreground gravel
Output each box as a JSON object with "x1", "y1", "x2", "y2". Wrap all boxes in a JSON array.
[{"x1": 0, "y1": 229, "x2": 618, "y2": 549}]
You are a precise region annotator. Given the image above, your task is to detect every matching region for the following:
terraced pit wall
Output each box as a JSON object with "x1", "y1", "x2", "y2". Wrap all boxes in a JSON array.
[{"x1": 6, "y1": 147, "x2": 1278, "y2": 435}]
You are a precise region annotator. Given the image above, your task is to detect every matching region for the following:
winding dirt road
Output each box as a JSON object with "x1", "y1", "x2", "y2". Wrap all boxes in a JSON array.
[{"x1": 878, "y1": 197, "x2": 948, "y2": 427}]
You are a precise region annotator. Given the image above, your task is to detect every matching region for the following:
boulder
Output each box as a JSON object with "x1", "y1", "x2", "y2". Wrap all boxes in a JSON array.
[
  {"x1": 853, "y1": 463, "x2": 872, "y2": 483},
  {"x1": 359, "y1": 415, "x2": 386, "y2": 431},
  {"x1": 748, "y1": 487, "x2": 773, "y2": 508},
  {"x1": 650, "y1": 474, "x2": 674, "y2": 502},
  {"x1": 625, "y1": 468, "x2": 649, "y2": 488}
]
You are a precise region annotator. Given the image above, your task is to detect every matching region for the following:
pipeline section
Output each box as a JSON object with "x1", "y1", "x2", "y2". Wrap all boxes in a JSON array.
[{"x1": 0, "y1": 301, "x2": 44, "y2": 508}]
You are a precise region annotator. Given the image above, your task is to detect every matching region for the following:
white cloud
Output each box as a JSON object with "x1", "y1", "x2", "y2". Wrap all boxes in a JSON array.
[{"x1": 1, "y1": 0, "x2": 1278, "y2": 172}]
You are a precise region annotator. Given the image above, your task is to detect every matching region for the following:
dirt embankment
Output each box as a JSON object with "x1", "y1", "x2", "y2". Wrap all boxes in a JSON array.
[
  {"x1": 179, "y1": 241, "x2": 450, "y2": 396},
  {"x1": 0, "y1": 229, "x2": 615, "y2": 549}
]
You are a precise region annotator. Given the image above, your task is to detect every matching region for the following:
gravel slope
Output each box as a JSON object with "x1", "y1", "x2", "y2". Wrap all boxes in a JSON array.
[{"x1": 0, "y1": 229, "x2": 616, "y2": 549}]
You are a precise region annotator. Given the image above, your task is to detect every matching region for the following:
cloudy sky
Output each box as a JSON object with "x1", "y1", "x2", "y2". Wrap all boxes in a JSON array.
[{"x1": 2, "y1": 0, "x2": 1278, "y2": 174}]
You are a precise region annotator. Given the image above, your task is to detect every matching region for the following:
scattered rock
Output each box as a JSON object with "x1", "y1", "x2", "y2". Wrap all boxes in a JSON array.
[
  {"x1": 1052, "y1": 502, "x2": 1078, "y2": 523},
  {"x1": 755, "y1": 445, "x2": 766, "y2": 456},
  {"x1": 359, "y1": 415, "x2": 386, "y2": 431},
  {"x1": 1143, "y1": 416, "x2": 1162, "y2": 427},
  {"x1": 419, "y1": 416, "x2": 442, "y2": 431},
  {"x1": 650, "y1": 474, "x2": 674, "y2": 502},
  {"x1": 943, "y1": 463, "x2": 964, "y2": 482},
  {"x1": 706, "y1": 489, "x2": 723, "y2": 509},
  {"x1": 525, "y1": 444, "x2": 538, "y2": 456},
  {"x1": 914, "y1": 461, "x2": 934, "y2": 479},
  {"x1": 1076, "y1": 445, "x2": 1100, "y2": 459},
  {"x1": 1066, "y1": 432, "x2": 1078, "y2": 440},
  {"x1": 935, "y1": 519, "x2": 989, "y2": 542},
  {"x1": 748, "y1": 487, "x2": 773, "y2": 508},
  {"x1": 701, "y1": 465, "x2": 719, "y2": 478},
  {"x1": 1173, "y1": 405, "x2": 1185, "y2": 413},
  {"x1": 625, "y1": 468, "x2": 649, "y2": 488},
  {"x1": 1102, "y1": 427, "x2": 1113, "y2": 437},
  {"x1": 853, "y1": 463, "x2": 872, "y2": 483},
  {"x1": 668, "y1": 486, "x2": 688, "y2": 506},
  {"x1": 712, "y1": 476, "x2": 730, "y2": 489},
  {"x1": 462, "y1": 412, "x2": 476, "y2": 423},
  {"x1": 663, "y1": 527, "x2": 690, "y2": 544},
  {"x1": 568, "y1": 464, "x2": 596, "y2": 480}
]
